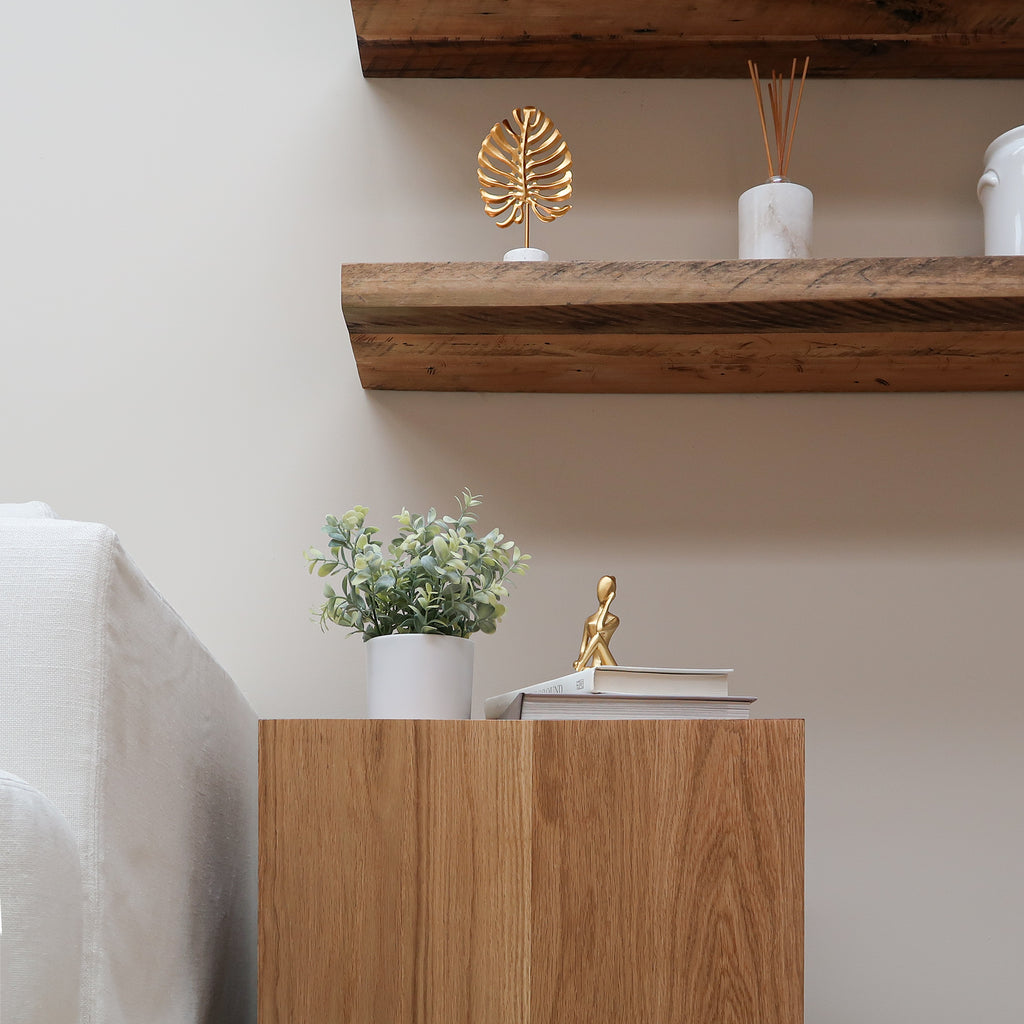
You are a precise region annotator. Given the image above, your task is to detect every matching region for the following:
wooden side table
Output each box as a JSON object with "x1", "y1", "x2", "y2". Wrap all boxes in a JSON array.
[{"x1": 259, "y1": 719, "x2": 804, "y2": 1023}]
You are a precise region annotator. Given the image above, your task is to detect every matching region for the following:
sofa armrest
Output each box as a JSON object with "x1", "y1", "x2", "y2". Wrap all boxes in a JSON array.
[
  {"x1": 0, "y1": 512, "x2": 256, "y2": 1024},
  {"x1": 0, "y1": 770, "x2": 82, "y2": 1024}
]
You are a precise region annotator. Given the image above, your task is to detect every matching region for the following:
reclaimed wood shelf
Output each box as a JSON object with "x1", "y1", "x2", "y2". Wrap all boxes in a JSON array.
[
  {"x1": 342, "y1": 256, "x2": 1024, "y2": 393},
  {"x1": 259, "y1": 719, "x2": 804, "y2": 1024},
  {"x1": 349, "y1": 0, "x2": 1024, "y2": 78}
]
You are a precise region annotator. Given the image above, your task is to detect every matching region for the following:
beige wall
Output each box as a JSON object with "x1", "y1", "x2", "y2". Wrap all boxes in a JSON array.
[{"x1": 3, "y1": 1, "x2": 1023, "y2": 1020}]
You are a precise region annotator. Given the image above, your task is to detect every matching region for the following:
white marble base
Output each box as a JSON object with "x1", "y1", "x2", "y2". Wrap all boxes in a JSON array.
[
  {"x1": 503, "y1": 247, "x2": 549, "y2": 262},
  {"x1": 738, "y1": 180, "x2": 813, "y2": 259}
]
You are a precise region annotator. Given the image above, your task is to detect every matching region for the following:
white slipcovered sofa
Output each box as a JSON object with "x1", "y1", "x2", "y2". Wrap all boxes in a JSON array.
[{"x1": 0, "y1": 502, "x2": 256, "y2": 1024}]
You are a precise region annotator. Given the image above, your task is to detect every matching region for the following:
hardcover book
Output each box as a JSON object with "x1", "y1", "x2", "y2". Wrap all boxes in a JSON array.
[
  {"x1": 489, "y1": 692, "x2": 756, "y2": 721},
  {"x1": 484, "y1": 665, "x2": 735, "y2": 720}
]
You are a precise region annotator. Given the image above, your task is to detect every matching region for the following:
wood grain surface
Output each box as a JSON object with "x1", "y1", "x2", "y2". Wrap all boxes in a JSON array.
[
  {"x1": 530, "y1": 721, "x2": 804, "y2": 1024},
  {"x1": 259, "y1": 719, "x2": 804, "y2": 1024},
  {"x1": 348, "y1": 0, "x2": 1024, "y2": 77},
  {"x1": 259, "y1": 720, "x2": 531, "y2": 1024},
  {"x1": 341, "y1": 258, "x2": 1024, "y2": 393}
]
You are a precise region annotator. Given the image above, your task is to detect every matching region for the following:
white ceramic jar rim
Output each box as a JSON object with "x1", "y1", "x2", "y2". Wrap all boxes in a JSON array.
[{"x1": 984, "y1": 124, "x2": 1024, "y2": 164}]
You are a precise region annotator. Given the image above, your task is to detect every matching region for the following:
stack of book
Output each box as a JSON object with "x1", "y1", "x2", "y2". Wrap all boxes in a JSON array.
[{"x1": 483, "y1": 665, "x2": 755, "y2": 720}]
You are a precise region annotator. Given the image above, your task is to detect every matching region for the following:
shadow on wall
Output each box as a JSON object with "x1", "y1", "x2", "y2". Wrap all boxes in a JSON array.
[{"x1": 362, "y1": 389, "x2": 1024, "y2": 547}]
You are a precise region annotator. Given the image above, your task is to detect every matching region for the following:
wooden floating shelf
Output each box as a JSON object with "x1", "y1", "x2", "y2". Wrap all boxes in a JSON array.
[
  {"x1": 342, "y1": 257, "x2": 1024, "y2": 394},
  {"x1": 349, "y1": 0, "x2": 1024, "y2": 78}
]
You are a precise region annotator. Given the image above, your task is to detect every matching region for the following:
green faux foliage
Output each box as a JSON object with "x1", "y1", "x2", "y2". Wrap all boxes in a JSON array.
[{"x1": 305, "y1": 490, "x2": 531, "y2": 640}]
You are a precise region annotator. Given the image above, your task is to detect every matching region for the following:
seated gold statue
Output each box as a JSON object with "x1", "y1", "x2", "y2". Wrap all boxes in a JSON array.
[{"x1": 573, "y1": 575, "x2": 619, "y2": 671}]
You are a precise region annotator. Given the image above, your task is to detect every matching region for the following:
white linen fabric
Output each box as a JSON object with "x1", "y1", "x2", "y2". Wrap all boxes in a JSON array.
[
  {"x1": 0, "y1": 505, "x2": 257, "y2": 1024},
  {"x1": 0, "y1": 503, "x2": 57, "y2": 519},
  {"x1": 0, "y1": 770, "x2": 82, "y2": 1024}
]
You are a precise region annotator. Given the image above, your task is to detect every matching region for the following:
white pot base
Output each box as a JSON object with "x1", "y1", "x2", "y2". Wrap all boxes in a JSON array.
[{"x1": 364, "y1": 634, "x2": 474, "y2": 719}]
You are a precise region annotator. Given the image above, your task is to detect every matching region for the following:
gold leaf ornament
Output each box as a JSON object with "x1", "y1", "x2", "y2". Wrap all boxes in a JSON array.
[{"x1": 478, "y1": 106, "x2": 572, "y2": 250}]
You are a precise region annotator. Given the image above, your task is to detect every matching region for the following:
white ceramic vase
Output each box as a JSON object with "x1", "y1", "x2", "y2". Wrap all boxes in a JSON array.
[
  {"x1": 364, "y1": 633, "x2": 474, "y2": 719},
  {"x1": 503, "y1": 247, "x2": 549, "y2": 262},
  {"x1": 978, "y1": 125, "x2": 1024, "y2": 255},
  {"x1": 738, "y1": 178, "x2": 813, "y2": 259}
]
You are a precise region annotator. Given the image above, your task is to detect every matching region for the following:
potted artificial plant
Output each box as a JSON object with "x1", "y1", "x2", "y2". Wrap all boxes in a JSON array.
[{"x1": 306, "y1": 490, "x2": 530, "y2": 718}]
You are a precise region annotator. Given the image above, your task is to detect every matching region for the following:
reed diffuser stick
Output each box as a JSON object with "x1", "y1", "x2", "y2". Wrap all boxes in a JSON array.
[
  {"x1": 747, "y1": 60, "x2": 774, "y2": 180},
  {"x1": 747, "y1": 56, "x2": 810, "y2": 179},
  {"x1": 782, "y1": 57, "x2": 810, "y2": 177},
  {"x1": 782, "y1": 60, "x2": 797, "y2": 162},
  {"x1": 771, "y1": 72, "x2": 783, "y2": 171}
]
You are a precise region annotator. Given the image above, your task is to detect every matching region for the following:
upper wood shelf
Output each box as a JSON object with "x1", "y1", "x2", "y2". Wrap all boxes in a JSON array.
[
  {"x1": 342, "y1": 257, "x2": 1024, "y2": 393},
  {"x1": 348, "y1": 0, "x2": 1024, "y2": 78}
]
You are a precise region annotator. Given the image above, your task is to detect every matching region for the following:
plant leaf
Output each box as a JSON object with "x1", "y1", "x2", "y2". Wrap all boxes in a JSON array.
[{"x1": 309, "y1": 491, "x2": 530, "y2": 640}]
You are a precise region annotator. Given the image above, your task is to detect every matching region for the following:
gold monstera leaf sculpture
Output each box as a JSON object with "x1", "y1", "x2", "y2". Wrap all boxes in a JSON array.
[{"x1": 478, "y1": 106, "x2": 572, "y2": 253}]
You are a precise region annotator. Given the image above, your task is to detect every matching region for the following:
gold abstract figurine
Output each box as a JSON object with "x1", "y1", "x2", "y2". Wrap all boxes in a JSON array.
[
  {"x1": 478, "y1": 106, "x2": 572, "y2": 250},
  {"x1": 573, "y1": 575, "x2": 619, "y2": 671}
]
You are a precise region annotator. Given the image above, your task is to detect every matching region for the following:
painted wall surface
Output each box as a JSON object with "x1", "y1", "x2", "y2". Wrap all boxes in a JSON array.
[{"x1": 2, "y1": 2, "x2": 1023, "y2": 1021}]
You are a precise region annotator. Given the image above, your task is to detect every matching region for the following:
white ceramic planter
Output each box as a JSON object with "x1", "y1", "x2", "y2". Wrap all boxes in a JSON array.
[
  {"x1": 978, "y1": 125, "x2": 1024, "y2": 255},
  {"x1": 503, "y1": 247, "x2": 549, "y2": 262},
  {"x1": 364, "y1": 633, "x2": 474, "y2": 719},
  {"x1": 738, "y1": 178, "x2": 813, "y2": 259}
]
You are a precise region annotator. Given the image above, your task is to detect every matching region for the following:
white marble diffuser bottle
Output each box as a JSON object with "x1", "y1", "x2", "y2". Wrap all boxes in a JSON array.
[
  {"x1": 741, "y1": 58, "x2": 813, "y2": 259},
  {"x1": 738, "y1": 176, "x2": 813, "y2": 258}
]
